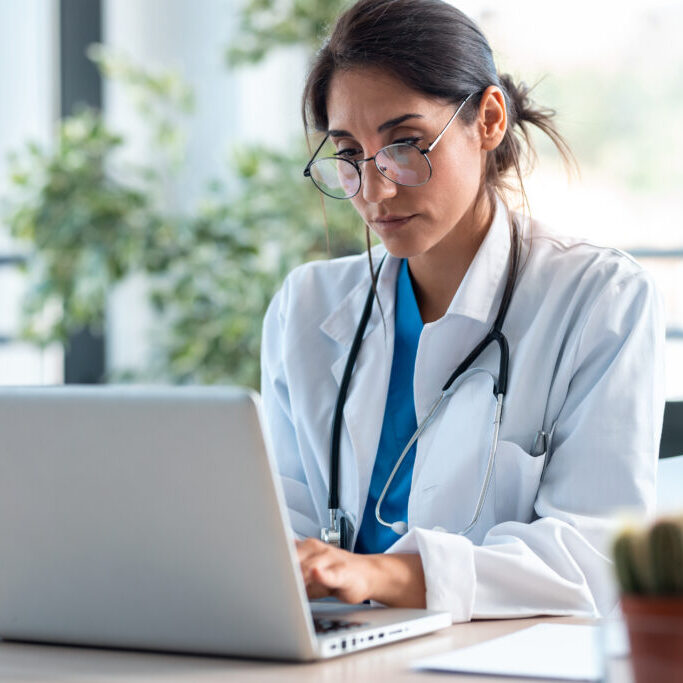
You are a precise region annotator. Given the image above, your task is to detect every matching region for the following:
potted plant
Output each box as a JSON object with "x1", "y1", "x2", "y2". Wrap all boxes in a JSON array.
[
  {"x1": 613, "y1": 514, "x2": 683, "y2": 682},
  {"x1": 3, "y1": 45, "x2": 363, "y2": 389}
]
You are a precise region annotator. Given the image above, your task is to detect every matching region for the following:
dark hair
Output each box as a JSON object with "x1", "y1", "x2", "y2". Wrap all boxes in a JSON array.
[{"x1": 302, "y1": 0, "x2": 574, "y2": 238}]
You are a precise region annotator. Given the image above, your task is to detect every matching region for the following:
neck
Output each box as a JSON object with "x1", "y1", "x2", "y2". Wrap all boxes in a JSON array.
[{"x1": 408, "y1": 194, "x2": 494, "y2": 324}]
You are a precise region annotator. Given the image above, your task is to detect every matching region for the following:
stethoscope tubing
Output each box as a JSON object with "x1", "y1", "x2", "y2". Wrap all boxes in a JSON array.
[
  {"x1": 324, "y1": 222, "x2": 520, "y2": 548},
  {"x1": 374, "y1": 367, "x2": 504, "y2": 536},
  {"x1": 328, "y1": 255, "x2": 387, "y2": 513}
]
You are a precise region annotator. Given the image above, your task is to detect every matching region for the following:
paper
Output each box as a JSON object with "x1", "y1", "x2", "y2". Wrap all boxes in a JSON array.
[
  {"x1": 413, "y1": 623, "x2": 604, "y2": 681},
  {"x1": 603, "y1": 617, "x2": 630, "y2": 658}
]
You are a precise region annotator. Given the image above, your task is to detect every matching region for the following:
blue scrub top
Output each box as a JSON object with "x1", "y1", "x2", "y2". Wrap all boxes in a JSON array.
[{"x1": 355, "y1": 259, "x2": 423, "y2": 554}]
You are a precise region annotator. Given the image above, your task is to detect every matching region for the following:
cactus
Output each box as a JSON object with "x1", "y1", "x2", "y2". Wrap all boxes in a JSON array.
[
  {"x1": 613, "y1": 529, "x2": 643, "y2": 594},
  {"x1": 649, "y1": 519, "x2": 683, "y2": 594},
  {"x1": 612, "y1": 514, "x2": 683, "y2": 596}
]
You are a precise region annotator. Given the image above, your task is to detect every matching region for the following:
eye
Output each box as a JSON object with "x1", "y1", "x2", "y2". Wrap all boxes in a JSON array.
[
  {"x1": 391, "y1": 136, "x2": 422, "y2": 146},
  {"x1": 333, "y1": 147, "x2": 363, "y2": 159}
]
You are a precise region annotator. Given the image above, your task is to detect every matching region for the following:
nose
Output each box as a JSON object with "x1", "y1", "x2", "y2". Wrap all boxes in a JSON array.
[{"x1": 361, "y1": 160, "x2": 397, "y2": 203}]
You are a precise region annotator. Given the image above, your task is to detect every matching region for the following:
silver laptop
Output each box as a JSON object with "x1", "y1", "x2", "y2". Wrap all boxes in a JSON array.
[{"x1": 0, "y1": 386, "x2": 450, "y2": 660}]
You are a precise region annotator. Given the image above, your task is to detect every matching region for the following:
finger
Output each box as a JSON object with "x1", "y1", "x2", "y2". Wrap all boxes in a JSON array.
[
  {"x1": 300, "y1": 551, "x2": 340, "y2": 592},
  {"x1": 305, "y1": 581, "x2": 333, "y2": 600},
  {"x1": 311, "y1": 558, "x2": 371, "y2": 605},
  {"x1": 311, "y1": 561, "x2": 344, "y2": 589},
  {"x1": 304, "y1": 559, "x2": 346, "y2": 600},
  {"x1": 295, "y1": 537, "x2": 327, "y2": 563},
  {"x1": 300, "y1": 549, "x2": 335, "y2": 582},
  {"x1": 311, "y1": 563, "x2": 361, "y2": 604},
  {"x1": 311, "y1": 561, "x2": 362, "y2": 603}
]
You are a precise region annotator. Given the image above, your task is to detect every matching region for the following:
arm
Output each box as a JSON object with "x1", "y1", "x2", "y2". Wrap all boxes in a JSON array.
[
  {"x1": 261, "y1": 284, "x2": 321, "y2": 540},
  {"x1": 390, "y1": 270, "x2": 666, "y2": 620}
]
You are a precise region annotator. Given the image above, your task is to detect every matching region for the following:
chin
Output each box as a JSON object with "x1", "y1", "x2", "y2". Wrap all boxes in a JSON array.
[
  {"x1": 375, "y1": 236, "x2": 428, "y2": 260},
  {"x1": 368, "y1": 222, "x2": 430, "y2": 260}
]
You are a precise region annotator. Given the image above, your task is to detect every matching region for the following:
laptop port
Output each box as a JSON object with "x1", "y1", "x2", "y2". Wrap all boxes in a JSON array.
[
  {"x1": 368, "y1": 635, "x2": 374, "y2": 641},
  {"x1": 378, "y1": 632, "x2": 384, "y2": 638},
  {"x1": 341, "y1": 640, "x2": 347, "y2": 649},
  {"x1": 352, "y1": 638, "x2": 356, "y2": 646}
]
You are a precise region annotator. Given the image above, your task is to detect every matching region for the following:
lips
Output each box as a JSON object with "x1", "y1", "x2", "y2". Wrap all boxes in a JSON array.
[{"x1": 372, "y1": 214, "x2": 417, "y2": 228}]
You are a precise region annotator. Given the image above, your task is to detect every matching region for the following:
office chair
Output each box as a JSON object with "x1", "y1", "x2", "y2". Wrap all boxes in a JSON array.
[
  {"x1": 657, "y1": 401, "x2": 683, "y2": 513},
  {"x1": 659, "y1": 400, "x2": 683, "y2": 460}
]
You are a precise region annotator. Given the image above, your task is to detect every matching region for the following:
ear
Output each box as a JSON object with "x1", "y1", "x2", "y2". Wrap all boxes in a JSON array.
[{"x1": 477, "y1": 85, "x2": 507, "y2": 152}]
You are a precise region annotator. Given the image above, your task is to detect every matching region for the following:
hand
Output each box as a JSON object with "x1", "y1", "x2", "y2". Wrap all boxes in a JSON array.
[
  {"x1": 295, "y1": 538, "x2": 427, "y2": 608},
  {"x1": 296, "y1": 538, "x2": 374, "y2": 604}
]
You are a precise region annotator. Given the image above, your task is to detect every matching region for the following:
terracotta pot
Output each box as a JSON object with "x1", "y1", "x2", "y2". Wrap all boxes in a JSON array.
[{"x1": 620, "y1": 595, "x2": 683, "y2": 683}]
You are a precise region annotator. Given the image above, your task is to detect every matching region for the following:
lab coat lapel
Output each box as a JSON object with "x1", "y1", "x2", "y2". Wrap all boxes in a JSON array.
[
  {"x1": 320, "y1": 254, "x2": 400, "y2": 529},
  {"x1": 412, "y1": 196, "x2": 513, "y2": 423}
]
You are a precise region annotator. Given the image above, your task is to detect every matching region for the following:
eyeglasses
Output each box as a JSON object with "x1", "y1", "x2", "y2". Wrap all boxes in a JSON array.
[{"x1": 303, "y1": 93, "x2": 474, "y2": 200}]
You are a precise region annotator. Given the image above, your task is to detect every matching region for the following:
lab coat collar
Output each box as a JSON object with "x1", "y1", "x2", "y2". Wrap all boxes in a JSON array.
[
  {"x1": 319, "y1": 246, "x2": 399, "y2": 350},
  {"x1": 444, "y1": 194, "x2": 512, "y2": 324}
]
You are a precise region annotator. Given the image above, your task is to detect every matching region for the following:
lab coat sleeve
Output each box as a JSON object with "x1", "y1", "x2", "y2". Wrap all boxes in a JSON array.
[
  {"x1": 261, "y1": 282, "x2": 321, "y2": 541},
  {"x1": 388, "y1": 270, "x2": 666, "y2": 622}
]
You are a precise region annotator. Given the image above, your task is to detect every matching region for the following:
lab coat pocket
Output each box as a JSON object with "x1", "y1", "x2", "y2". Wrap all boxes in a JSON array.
[{"x1": 494, "y1": 439, "x2": 546, "y2": 523}]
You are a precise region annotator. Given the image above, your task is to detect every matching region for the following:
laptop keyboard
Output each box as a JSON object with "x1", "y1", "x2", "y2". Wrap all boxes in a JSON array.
[{"x1": 313, "y1": 617, "x2": 369, "y2": 634}]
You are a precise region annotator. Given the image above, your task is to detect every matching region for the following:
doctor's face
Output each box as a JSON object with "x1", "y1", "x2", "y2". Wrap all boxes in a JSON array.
[{"x1": 325, "y1": 67, "x2": 487, "y2": 259}]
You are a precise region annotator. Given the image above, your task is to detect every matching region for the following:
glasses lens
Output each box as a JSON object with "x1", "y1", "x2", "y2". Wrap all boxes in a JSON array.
[
  {"x1": 375, "y1": 144, "x2": 431, "y2": 186},
  {"x1": 309, "y1": 158, "x2": 360, "y2": 199}
]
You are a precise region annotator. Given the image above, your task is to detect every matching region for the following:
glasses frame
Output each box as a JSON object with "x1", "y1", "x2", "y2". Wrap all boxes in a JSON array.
[{"x1": 303, "y1": 93, "x2": 475, "y2": 200}]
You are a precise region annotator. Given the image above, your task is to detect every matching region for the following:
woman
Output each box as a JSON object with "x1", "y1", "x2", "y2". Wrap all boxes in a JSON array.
[{"x1": 260, "y1": 0, "x2": 665, "y2": 621}]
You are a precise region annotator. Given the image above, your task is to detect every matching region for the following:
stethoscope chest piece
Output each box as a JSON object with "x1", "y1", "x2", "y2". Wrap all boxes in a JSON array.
[{"x1": 320, "y1": 510, "x2": 354, "y2": 550}]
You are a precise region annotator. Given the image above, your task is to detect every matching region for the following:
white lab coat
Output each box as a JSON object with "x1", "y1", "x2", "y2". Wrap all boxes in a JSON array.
[{"x1": 260, "y1": 196, "x2": 665, "y2": 622}]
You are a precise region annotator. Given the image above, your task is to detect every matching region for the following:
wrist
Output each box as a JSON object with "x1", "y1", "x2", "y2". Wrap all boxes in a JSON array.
[{"x1": 365, "y1": 552, "x2": 426, "y2": 608}]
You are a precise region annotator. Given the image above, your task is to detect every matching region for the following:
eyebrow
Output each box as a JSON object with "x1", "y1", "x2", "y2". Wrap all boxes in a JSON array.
[{"x1": 328, "y1": 113, "x2": 424, "y2": 138}]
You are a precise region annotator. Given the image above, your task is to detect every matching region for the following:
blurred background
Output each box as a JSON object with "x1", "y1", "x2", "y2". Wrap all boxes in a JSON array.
[{"x1": 0, "y1": 0, "x2": 681, "y2": 398}]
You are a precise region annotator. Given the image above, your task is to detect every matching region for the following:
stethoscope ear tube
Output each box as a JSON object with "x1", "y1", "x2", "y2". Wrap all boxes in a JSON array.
[{"x1": 328, "y1": 258, "x2": 386, "y2": 513}]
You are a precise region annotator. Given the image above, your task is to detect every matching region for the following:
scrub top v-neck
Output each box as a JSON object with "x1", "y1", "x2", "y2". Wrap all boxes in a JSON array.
[{"x1": 355, "y1": 258, "x2": 424, "y2": 554}]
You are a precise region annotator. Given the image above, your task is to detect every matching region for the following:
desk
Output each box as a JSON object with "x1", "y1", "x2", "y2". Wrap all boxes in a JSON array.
[{"x1": 0, "y1": 616, "x2": 632, "y2": 682}]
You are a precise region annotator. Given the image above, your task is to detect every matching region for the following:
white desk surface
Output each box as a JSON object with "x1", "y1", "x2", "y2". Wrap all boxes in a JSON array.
[{"x1": 0, "y1": 616, "x2": 633, "y2": 682}]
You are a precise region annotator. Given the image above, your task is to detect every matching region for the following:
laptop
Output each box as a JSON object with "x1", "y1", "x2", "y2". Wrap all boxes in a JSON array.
[{"x1": 0, "y1": 385, "x2": 450, "y2": 660}]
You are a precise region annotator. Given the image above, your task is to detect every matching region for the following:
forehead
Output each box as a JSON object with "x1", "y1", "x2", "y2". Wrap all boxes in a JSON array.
[{"x1": 326, "y1": 67, "x2": 442, "y2": 133}]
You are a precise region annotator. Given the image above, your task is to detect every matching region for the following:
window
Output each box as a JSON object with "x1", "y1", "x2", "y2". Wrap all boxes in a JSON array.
[
  {"x1": 456, "y1": 0, "x2": 683, "y2": 397},
  {"x1": 0, "y1": 1, "x2": 63, "y2": 385}
]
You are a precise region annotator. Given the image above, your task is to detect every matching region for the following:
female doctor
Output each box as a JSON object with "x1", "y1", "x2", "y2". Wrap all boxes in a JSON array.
[{"x1": 260, "y1": 0, "x2": 665, "y2": 621}]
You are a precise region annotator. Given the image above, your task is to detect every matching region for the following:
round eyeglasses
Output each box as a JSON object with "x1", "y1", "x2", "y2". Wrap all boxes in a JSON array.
[{"x1": 303, "y1": 93, "x2": 474, "y2": 200}]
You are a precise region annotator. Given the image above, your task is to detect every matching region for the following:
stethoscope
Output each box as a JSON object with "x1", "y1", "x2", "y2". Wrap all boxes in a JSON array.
[{"x1": 321, "y1": 221, "x2": 520, "y2": 551}]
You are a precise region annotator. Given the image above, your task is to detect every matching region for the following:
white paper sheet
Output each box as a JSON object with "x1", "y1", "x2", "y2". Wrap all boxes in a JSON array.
[
  {"x1": 603, "y1": 618, "x2": 629, "y2": 658},
  {"x1": 413, "y1": 624, "x2": 604, "y2": 681}
]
